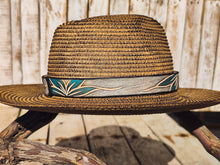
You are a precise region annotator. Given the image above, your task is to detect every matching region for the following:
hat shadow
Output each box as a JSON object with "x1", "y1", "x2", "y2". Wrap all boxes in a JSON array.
[{"x1": 55, "y1": 126, "x2": 176, "y2": 165}]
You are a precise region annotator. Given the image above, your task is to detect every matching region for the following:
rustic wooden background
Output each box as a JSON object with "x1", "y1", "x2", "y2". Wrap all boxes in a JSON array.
[
  {"x1": 0, "y1": 0, "x2": 220, "y2": 164},
  {"x1": 0, "y1": 0, "x2": 220, "y2": 110}
]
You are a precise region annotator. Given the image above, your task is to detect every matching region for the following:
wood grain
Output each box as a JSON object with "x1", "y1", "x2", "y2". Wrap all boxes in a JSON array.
[
  {"x1": 49, "y1": 114, "x2": 89, "y2": 151},
  {"x1": 0, "y1": 0, "x2": 12, "y2": 85},
  {"x1": 166, "y1": 0, "x2": 187, "y2": 71},
  {"x1": 11, "y1": 0, "x2": 22, "y2": 84},
  {"x1": 41, "y1": 0, "x2": 67, "y2": 76},
  {"x1": 211, "y1": 13, "x2": 220, "y2": 111},
  {"x1": 110, "y1": 0, "x2": 129, "y2": 15},
  {"x1": 114, "y1": 115, "x2": 181, "y2": 165},
  {"x1": 21, "y1": 0, "x2": 40, "y2": 84},
  {"x1": 129, "y1": 0, "x2": 150, "y2": 15},
  {"x1": 68, "y1": 0, "x2": 88, "y2": 21},
  {"x1": 196, "y1": 0, "x2": 220, "y2": 89},
  {"x1": 88, "y1": 0, "x2": 109, "y2": 17},
  {"x1": 141, "y1": 114, "x2": 219, "y2": 164},
  {"x1": 149, "y1": 0, "x2": 169, "y2": 28},
  {"x1": 180, "y1": 0, "x2": 204, "y2": 88},
  {"x1": 83, "y1": 115, "x2": 140, "y2": 165},
  {"x1": 0, "y1": 138, "x2": 106, "y2": 165}
]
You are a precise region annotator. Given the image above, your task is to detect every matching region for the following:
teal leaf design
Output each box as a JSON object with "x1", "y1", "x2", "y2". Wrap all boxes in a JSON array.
[
  {"x1": 144, "y1": 72, "x2": 178, "y2": 92},
  {"x1": 49, "y1": 78, "x2": 121, "y2": 97}
]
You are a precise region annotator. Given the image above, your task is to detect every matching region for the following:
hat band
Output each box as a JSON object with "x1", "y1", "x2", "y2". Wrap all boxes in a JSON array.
[{"x1": 42, "y1": 72, "x2": 179, "y2": 98}]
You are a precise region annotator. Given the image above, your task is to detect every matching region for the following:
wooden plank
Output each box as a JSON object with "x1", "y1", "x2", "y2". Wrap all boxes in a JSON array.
[
  {"x1": 212, "y1": 17, "x2": 220, "y2": 91},
  {"x1": 114, "y1": 116, "x2": 181, "y2": 165},
  {"x1": 39, "y1": 0, "x2": 47, "y2": 77},
  {"x1": 68, "y1": 0, "x2": 88, "y2": 21},
  {"x1": 129, "y1": 0, "x2": 150, "y2": 15},
  {"x1": 21, "y1": 0, "x2": 40, "y2": 84},
  {"x1": 180, "y1": 0, "x2": 204, "y2": 88},
  {"x1": 11, "y1": 0, "x2": 22, "y2": 84},
  {"x1": 83, "y1": 115, "x2": 140, "y2": 165},
  {"x1": 40, "y1": 0, "x2": 67, "y2": 76},
  {"x1": 166, "y1": 0, "x2": 187, "y2": 71},
  {"x1": 0, "y1": 104, "x2": 19, "y2": 132},
  {"x1": 88, "y1": 0, "x2": 109, "y2": 17},
  {"x1": 149, "y1": 0, "x2": 169, "y2": 27},
  {"x1": 196, "y1": 0, "x2": 220, "y2": 111},
  {"x1": 110, "y1": 0, "x2": 129, "y2": 15},
  {"x1": 196, "y1": 0, "x2": 220, "y2": 90},
  {"x1": 49, "y1": 114, "x2": 88, "y2": 151},
  {"x1": 0, "y1": 0, "x2": 12, "y2": 85},
  {"x1": 211, "y1": 11, "x2": 220, "y2": 111},
  {"x1": 0, "y1": 2, "x2": 21, "y2": 158},
  {"x1": 141, "y1": 114, "x2": 219, "y2": 164}
]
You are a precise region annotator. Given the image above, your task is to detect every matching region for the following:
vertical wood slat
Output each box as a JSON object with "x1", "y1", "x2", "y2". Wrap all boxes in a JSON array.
[
  {"x1": 196, "y1": 0, "x2": 220, "y2": 89},
  {"x1": 0, "y1": 0, "x2": 12, "y2": 85},
  {"x1": 129, "y1": 0, "x2": 150, "y2": 15},
  {"x1": 149, "y1": 0, "x2": 169, "y2": 28},
  {"x1": 11, "y1": 0, "x2": 22, "y2": 84},
  {"x1": 213, "y1": 26, "x2": 220, "y2": 91},
  {"x1": 212, "y1": 16, "x2": 220, "y2": 111},
  {"x1": 21, "y1": 0, "x2": 40, "y2": 84},
  {"x1": 68, "y1": 0, "x2": 88, "y2": 21},
  {"x1": 39, "y1": 0, "x2": 47, "y2": 77},
  {"x1": 110, "y1": 0, "x2": 129, "y2": 15},
  {"x1": 166, "y1": 0, "x2": 187, "y2": 71},
  {"x1": 88, "y1": 0, "x2": 109, "y2": 17},
  {"x1": 41, "y1": 0, "x2": 67, "y2": 76},
  {"x1": 180, "y1": 0, "x2": 204, "y2": 88},
  {"x1": 0, "y1": 1, "x2": 20, "y2": 151}
]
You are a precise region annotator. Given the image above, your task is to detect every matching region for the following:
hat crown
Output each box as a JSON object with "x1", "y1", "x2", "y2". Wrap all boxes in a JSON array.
[{"x1": 47, "y1": 15, "x2": 173, "y2": 78}]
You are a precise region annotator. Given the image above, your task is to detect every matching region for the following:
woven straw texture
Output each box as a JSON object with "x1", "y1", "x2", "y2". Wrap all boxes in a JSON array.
[
  {"x1": 0, "y1": 15, "x2": 219, "y2": 114},
  {"x1": 48, "y1": 15, "x2": 173, "y2": 78},
  {"x1": 0, "y1": 85, "x2": 220, "y2": 114}
]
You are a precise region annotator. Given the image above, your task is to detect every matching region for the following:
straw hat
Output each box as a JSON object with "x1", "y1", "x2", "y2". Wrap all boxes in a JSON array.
[{"x1": 0, "y1": 15, "x2": 219, "y2": 115}]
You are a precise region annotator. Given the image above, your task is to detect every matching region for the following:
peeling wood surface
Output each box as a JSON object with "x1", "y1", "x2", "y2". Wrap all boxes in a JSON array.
[
  {"x1": 166, "y1": 0, "x2": 187, "y2": 71},
  {"x1": 149, "y1": 0, "x2": 168, "y2": 27},
  {"x1": 196, "y1": 0, "x2": 220, "y2": 89},
  {"x1": 110, "y1": 0, "x2": 129, "y2": 15},
  {"x1": 129, "y1": 0, "x2": 150, "y2": 15},
  {"x1": 68, "y1": 0, "x2": 88, "y2": 21},
  {"x1": 88, "y1": 0, "x2": 109, "y2": 17},
  {"x1": 180, "y1": 0, "x2": 204, "y2": 88},
  {"x1": 11, "y1": 0, "x2": 22, "y2": 84},
  {"x1": 21, "y1": 0, "x2": 40, "y2": 84},
  {"x1": 0, "y1": 0, "x2": 12, "y2": 85}
]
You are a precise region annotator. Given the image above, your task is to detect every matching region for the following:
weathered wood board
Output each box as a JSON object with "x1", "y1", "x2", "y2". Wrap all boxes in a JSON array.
[
  {"x1": 83, "y1": 115, "x2": 140, "y2": 165},
  {"x1": 114, "y1": 115, "x2": 181, "y2": 165},
  {"x1": 141, "y1": 114, "x2": 220, "y2": 164},
  {"x1": 49, "y1": 114, "x2": 89, "y2": 151}
]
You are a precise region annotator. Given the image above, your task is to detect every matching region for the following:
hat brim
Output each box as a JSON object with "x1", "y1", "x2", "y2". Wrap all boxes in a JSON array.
[{"x1": 0, "y1": 84, "x2": 219, "y2": 115}]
